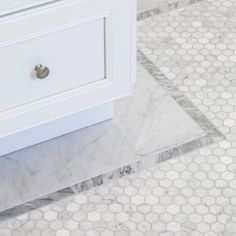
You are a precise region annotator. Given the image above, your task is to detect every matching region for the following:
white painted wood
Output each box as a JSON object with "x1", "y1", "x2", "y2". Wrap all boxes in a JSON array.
[
  {"x1": 0, "y1": 0, "x2": 56, "y2": 16},
  {"x1": 0, "y1": 17, "x2": 105, "y2": 113},
  {"x1": 0, "y1": 0, "x2": 136, "y2": 156},
  {"x1": 0, "y1": 102, "x2": 113, "y2": 156}
]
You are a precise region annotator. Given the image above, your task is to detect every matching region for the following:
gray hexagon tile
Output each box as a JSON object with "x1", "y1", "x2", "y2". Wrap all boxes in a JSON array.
[{"x1": 0, "y1": 0, "x2": 236, "y2": 235}]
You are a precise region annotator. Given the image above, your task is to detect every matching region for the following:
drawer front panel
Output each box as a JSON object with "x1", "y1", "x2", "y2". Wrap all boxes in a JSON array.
[{"x1": 0, "y1": 17, "x2": 105, "y2": 113}]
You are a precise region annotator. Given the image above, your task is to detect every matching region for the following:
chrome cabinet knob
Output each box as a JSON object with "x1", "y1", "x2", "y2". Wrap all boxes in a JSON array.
[{"x1": 34, "y1": 64, "x2": 50, "y2": 79}]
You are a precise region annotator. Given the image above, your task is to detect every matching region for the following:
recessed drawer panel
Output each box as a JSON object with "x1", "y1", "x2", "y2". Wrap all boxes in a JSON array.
[{"x1": 0, "y1": 17, "x2": 105, "y2": 113}]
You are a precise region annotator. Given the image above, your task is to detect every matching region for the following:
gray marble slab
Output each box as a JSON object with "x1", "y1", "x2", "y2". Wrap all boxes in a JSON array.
[{"x1": 0, "y1": 63, "x2": 206, "y2": 214}]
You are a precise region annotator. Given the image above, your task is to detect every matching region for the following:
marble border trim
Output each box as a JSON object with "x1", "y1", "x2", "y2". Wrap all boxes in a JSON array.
[
  {"x1": 137, "y1": 50, "x2": 224, "y2": 142},
  {"x1": 0, "y1": 2, "x2": 225, "y2": 221},
  {"x1": 137, "y1": 0, "x2": 204, "y2": 20}
]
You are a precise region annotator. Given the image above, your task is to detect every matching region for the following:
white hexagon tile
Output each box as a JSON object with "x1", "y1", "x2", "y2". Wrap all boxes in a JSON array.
[{"x1": 1, "y1": 0, "x2": 236, "y2": 235}]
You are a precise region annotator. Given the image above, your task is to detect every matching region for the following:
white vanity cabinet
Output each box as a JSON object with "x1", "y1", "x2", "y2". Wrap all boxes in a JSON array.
[{"x1": 0, "y1": 0, "x2": 136, "y2": 156}]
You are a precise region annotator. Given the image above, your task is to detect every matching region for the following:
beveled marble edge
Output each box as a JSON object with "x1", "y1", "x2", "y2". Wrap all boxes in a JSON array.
[
  {"x1": 137, "y1": 0, "x2": 204, "y2": 20},
  {"x1": 0, "y1": 133, "x2": 222, "y2": 221},
  {"x1": 0, "y1": 2, "x2": 225, "y2": 221}
]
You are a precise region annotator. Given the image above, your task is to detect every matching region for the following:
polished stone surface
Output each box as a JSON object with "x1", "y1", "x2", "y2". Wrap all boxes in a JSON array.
[{"x1": 0, "y1": 63, "x2": 206, "y2": 214}]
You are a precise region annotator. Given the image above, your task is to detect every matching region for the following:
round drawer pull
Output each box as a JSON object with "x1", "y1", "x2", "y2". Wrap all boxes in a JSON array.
[{"x1": 34, "y1": 64, "x2": 50, "y2": 79}]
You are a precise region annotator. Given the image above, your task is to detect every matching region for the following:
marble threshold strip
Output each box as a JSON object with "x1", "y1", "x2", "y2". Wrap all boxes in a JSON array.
[{"x1": 0, "y1": 3, "x2": 224, "y2": 221}]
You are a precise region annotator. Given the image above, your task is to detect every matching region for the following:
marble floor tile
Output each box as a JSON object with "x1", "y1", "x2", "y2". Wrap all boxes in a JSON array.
[
  {"x1": 0, "y1": 62, "x2": 206, "y2": 216},
  {"x1": 1, "y1": 0, "x2": 235, "y2": 235}
]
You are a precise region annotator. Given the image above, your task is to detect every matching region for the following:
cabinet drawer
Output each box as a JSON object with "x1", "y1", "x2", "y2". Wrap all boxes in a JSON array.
[
  {"x1": 0, "y1": 17, "x2": 105, "y2": 113},
  {"x1": 0, "y1": 0, "x2": 136, "y2": 137}
]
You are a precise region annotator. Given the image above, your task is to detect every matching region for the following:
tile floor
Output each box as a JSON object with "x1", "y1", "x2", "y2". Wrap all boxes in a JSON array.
[{"x1": 0, "y1": 0, "x2": 236, "y2": 235}]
